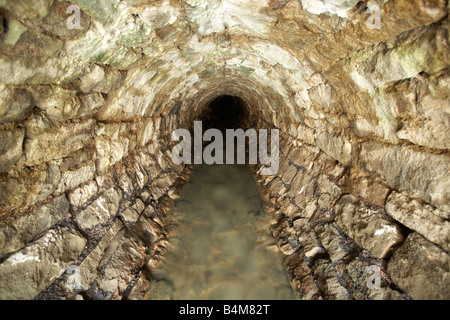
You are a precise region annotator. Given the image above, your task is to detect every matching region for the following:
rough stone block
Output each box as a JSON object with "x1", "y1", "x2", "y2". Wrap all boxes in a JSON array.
[
  {"x1": 15, "y1": 29, "x2": 63, "y2": 57},
  {"x1": 314, "y1": 223, "x2": 358, "y2": 262},
  {"x1": 0, "y1": 195, "x2": 70, "y2": 256},
  {"x1": 70, "y1": 220, "x2": 123, "y2": 292},
  {"x1": 0, "y1": 85, "x2": 34, "y2": 124},
  {"x1": 93, "y1": 232, "x2": 147, "y2": 299},
  {"x1": 0, "y1": 163, "x2": 61, "y2": 215},
  {"x1": 24, "y1": 117, "x2": 95, "y2": 166},
  {"x1": 79, "y1": 64, "x2": 106, "y2": 94},
  {"x1": 352, "y1": 177, "x2": 390, "y2": 208},
  {"x1": 0, "y1": 0, "x2": 55, "y2": 24},
  {"x1": 289, "y1": 170, "x2": 316, "y2": 210},
  {"x1": 31, "y1": 86, "x2": 80, "y2": 122},
  {"x1": 70, "y1": 0, "x2": 121, "y2": 25},
  {"x1": 40, "y1": 0, "x2": 91, "y2": 40},
  {"x1": 315, "y1": 127, "x2": 352, "y2": 166},
  {"x1": 120, "y1": 199, "x2": 145, "y2": 226},
  {"x1": 94, "y1": 122, "x2": 130, "y2": 173},
  {"x1": 0, "y1": 125, "x2": 25, "y2": 172},
  {"x1": 75, "y1": 187, "x2": 122, "y2": 231},
  {"x1": 346, "y1": 257, "x2": 405, "y2": 300},
  {"x1": 313, "y1": 259, "x2": 349, "y2": 300},
  {"x1": 56, "y1": 162, "x2": 96, "y2": 194},
  {"x1": 68, "y1": 180, "x2": 98, "y2": 208},
  {"x1": 284, "y1": 251, "x2": 321, "y2": 300},
  {"x1": 359, "y1": 142, "x2": 450, "y2": 212}
]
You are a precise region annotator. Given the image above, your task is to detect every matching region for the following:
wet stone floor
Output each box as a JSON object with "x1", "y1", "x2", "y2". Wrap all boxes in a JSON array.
[{"x1": 144, "y1": 164, "x2": 294, "y2": 300}]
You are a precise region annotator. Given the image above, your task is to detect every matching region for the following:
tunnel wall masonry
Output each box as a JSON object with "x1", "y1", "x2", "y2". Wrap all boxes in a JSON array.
[
  {"x1": 252, "y1": 116, "x2": 449, "y2": 300},
  {"x1": 0, "y1": 115, "x2": 187, "y2": 299}
]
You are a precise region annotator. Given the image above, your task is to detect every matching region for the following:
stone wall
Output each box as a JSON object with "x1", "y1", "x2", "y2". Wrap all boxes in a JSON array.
[
  {"x1": 0, "y1": 0, "x2": 449, "y2": 299},
  {"x1": 0, "y1": 117, "x2": 187, "y2": 299}
]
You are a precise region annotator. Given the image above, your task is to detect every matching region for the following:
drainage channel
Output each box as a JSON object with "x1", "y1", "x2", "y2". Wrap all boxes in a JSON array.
[{"x1": 144, "y1": 163, "x2": 294, "y2": 300}]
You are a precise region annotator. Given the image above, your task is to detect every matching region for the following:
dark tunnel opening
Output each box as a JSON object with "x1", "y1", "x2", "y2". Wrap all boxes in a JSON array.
[{"x1": 201, "y1": 95, "x2": 249, "y2": 132}]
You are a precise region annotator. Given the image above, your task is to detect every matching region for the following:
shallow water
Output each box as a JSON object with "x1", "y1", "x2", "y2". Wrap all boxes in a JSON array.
[{"x1": 144, "y1": 164, "x2": 294, "y2": 300}]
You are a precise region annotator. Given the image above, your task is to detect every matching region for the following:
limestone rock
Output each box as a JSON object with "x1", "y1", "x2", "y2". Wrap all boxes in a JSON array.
[
  {"x1": 314, "y1": 223, "x2": 358, "y2": 262},
  {"x1": 289, "y1": 170, "x2": 316, "y2": 210},
  {"x1": 351, "y1": 177, "x2": 390, "y2": 208},
  {"x1": 284, "y1": 251, "x2": 321, "y2": 300},
  {"x1": 94, "y1": 122, "x2": 131, "y2": 173},
  {"x1": 359, "y1": 142, "x2": 450, "y2": 212},
  {"x1": 32, "y1": 86, "x2": 102, "y2": 121},
  {"x1": 31, "y1": 87, "x2": 79, "y2": 122},
  {"x1": 313, "y1": 259, "x2": 349, "y2": 300},
  {"x1": 346, "y1": 257, "x2": 405, "y2": 300},
  {"x1": 0, "y1": 125, "x2": 25, "y2": 172},
  {"x1": 56, "y1": 162, "x2": 96, "y2": 194},
  {"x1": 0, "y1": 0, "x2": 448, "y2": 301},
  {"x1": 0, "y1": 85, "x2": 34, "y2": 124},
  {"x1": 0, "y1": 162, "x2": 61, "y2": 215},
  {"x1": 93, "y1": 232, "x2": 147, "y2": 299},
  {"x1": 68, "y1": 220, "x2": 123, "y2": 293},
  {"x1": 334, "y1": 195, "x2": 404, "y2": 259},
  {"x1": 0, "y1": 0, "x2": 55, "y2": 24},
  {"x1": 15, "y1": 29, "x2": 63, "y2": 57},
  {"x1": 67, "y1": 180, "x2": 98, "y2": 208},
  {"x1": 1, "y1": 17, "x2": 28, "y2": 46},
  {"x1": 131, "y1": 215, "x2": 162, "y2": 248},
  {"x1": 387, "y1": 232, "x2": 450, "y2": 300},
  {"x1": 40, "y1": 1, "x2": 91, "y2": 40},
  {"x1": 315, "y1": 126, "x2": 352, "y2": 166},
  {"x1": 120, "y1": 199, "x2": 145, "y2": 227},
  {"x1": 149, "y1": 172, "x2": 177, "y2": 200},
  {"x1": 0, "y1": 195, "x2": 70, "y2": 256},
  {"x1": 79, "y1": 64, "x2": 106, "y2": 94},
  {"x1": 24, "y1": 116, "x2": 96, "y2": 166},
  {"x1": 75, "y1": 187, "x2": 122, "y2": 232}
]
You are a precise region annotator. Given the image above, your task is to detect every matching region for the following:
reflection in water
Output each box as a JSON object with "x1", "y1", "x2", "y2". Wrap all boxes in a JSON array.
[{"x1": 144, "y1": 164, "x2": 294, "y2": 300}]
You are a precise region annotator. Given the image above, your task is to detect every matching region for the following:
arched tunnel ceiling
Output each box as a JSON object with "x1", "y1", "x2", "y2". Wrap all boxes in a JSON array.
[{"x1": 1, "y1": 0, "x2": 447, "y2": 121}]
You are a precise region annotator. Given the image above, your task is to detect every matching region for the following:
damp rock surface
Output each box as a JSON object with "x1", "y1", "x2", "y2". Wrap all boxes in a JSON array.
[{"x1": 144, "y1": 164, "x2": 294, "y2": 300}]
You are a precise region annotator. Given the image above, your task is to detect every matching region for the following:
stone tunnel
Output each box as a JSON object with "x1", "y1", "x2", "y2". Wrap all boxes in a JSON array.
[{"x1": 0, "y1": 0, "x2": 449, "y2": 300}]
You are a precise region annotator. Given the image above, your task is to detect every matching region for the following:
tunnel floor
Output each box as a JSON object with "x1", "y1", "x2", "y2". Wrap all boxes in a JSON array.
[{"x1": 144, "y1": 164, "x2": 294, "y2": 300}]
